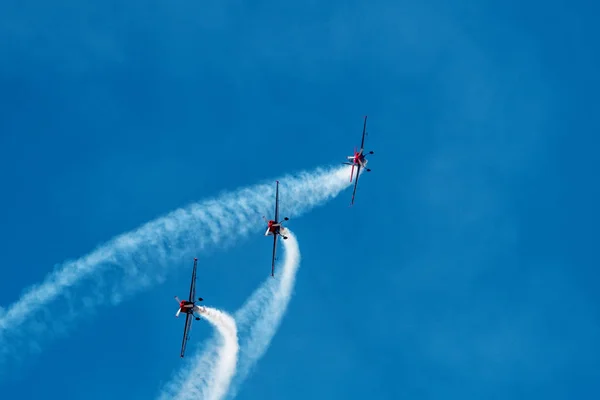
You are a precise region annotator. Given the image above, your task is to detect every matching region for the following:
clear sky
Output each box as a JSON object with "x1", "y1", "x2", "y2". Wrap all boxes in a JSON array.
[{"x1": 1, "y1": 0, "x2": 599, "y2": 399}]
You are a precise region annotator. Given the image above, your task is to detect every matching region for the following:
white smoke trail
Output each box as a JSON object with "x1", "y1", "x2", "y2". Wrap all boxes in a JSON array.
[
  {"x1": 159, "y1": 231, "x2": 301, "y2": 400},
  {"x1": 0, "y1": 165, "x2": 351, "y2": 360},
  {"x1": 159, "y1": 306, "x2": 238, "y2": 400},
  {"x1": 227, "y1": 230, "x2": 301, "y2": 398}
]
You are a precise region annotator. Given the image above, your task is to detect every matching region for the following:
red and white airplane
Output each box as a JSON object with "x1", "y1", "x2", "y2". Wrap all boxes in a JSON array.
[
  {"x1": 174, "y1": 257, "x2": 205, "y2": 358},
  {"x1": 263, "y1": 180, "x2": 289, "y2": 277},
  {"x1": 343, "y1": 115, "x2": 374, "y2": 205}
]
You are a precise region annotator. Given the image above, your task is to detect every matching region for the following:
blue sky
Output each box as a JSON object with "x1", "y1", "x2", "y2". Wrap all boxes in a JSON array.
[{"x1": 1, "y1": 0, "x2": 599, "y2": 399}]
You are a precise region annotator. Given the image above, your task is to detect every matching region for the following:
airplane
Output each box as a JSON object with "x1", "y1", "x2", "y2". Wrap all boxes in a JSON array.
[
  {"x1": 343, "y1": 115, "x2": 374, "y2": 206},
  {"x1": 174, "y1": 257, "x2": 205, "y2": 358},
  {"x1": 262, "y1": 180, "x2": 289, "y2": 277}
]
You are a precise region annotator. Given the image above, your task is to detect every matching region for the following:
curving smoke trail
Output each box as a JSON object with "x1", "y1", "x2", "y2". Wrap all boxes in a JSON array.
[
  {"x1": 158, "y1": 307, "x2": 239, "y2": 400},
  {"x1": 160, "y1": 230, "x2": 302, "y2": 400},
  {"x1": 227, "y1": 230, "x2": 301, "y2": 398},
  {"x1": 0, "y1": 165, "x2": 351, "y2": 363}
]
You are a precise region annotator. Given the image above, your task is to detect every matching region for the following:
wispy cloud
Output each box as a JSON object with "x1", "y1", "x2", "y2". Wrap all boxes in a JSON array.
[{"x1": 0, "y1": 165, "x2": 351, "y2": 365}]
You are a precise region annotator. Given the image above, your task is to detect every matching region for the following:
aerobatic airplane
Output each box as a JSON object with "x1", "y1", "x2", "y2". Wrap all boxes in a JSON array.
[
  {"x1": 343, "y1": 115, "x2": 374, "y2": 206},
  {"x1": 263, "y1": 180, "x2": 289, "y2": 277},
  {"x1": 174, "y1": 257, "x2": 205, "y2": 358}
]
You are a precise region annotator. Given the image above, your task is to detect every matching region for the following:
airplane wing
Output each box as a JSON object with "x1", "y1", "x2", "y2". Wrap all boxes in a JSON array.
[
  {"x1": 180, "y1": 313, "x2": 192, "y2": 358},
  {"x1": 350, "y1": 164, "x2": 362, "y2": 206},
  {"x1": 360, "y1": 116, "x2": 368, "y2": 150},
  {"x1": 188, "y1": 258, "x2": 198, "y2": 302},
  {"x1": 271, "y1": 234, "x2": 278, "y2": 277},
  {"x1": 274, "y1": 180, "x2": 280, "y2": 223}
]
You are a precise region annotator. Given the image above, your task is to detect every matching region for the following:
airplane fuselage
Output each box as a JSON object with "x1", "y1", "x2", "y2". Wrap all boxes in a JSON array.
[
  {"x1": 179, "y1": 300, "x2": 195, "y2": 313},
  {"x1": 265, "y1": 220, "x2": 282, "y2": 236},
  {"x1": 179, "y1": 301, "x2": 205, "y2": 315},
  {"x1": 348, "y1": 151, "x2": 368, "y2": 168},
  {"x1": 176, "y1": 296, "x2": 205, "y2": 318}
]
